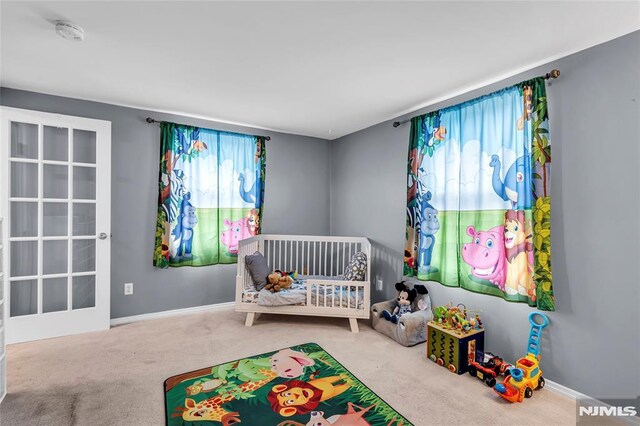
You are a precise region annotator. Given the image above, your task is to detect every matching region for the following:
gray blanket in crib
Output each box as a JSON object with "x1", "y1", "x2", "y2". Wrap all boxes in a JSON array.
[{"x1": 257, "y1": 275, "x2": 363, "y2": 308}]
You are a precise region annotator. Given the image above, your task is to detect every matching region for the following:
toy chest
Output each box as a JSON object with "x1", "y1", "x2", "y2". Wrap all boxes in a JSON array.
[{"x1": 426, "y1": 321, "x2": 484, "y2": 374}]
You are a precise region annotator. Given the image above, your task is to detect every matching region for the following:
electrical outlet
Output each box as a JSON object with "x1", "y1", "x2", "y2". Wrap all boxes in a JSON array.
[
  {"x1": 124, "y1": 282, "x2": 134, "y2": 295},
  {"x1": 376, "y1": 278, "x2": 383, "y2": 291}
]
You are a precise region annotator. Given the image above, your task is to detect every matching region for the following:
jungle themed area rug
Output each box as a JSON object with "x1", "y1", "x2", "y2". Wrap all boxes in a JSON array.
[{"x1": 164, "y1": 342, "x2": 411, "y2": 426}]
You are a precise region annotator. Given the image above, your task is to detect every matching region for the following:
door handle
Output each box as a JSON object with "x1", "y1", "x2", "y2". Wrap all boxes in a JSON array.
[{"x1": 98, "y1": 233, "x2": 108, "y2": 240}]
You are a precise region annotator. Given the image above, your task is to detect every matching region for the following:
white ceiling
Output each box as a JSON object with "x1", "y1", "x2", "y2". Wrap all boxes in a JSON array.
[{"x1": 1, "y1": 1, "x2": 639, "y2": 139}]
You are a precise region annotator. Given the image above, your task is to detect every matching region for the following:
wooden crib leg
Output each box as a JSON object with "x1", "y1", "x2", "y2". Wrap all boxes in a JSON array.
[
  {"x1": 245, "y1": 312, "x2": 256, "y2": 327},
  {"x1": 349, "y1": 318, "x2": 359, "y2": 333}
]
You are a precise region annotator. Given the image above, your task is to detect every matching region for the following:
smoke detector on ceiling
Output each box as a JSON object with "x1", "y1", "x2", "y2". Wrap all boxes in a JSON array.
[{"x1": 55, "y1": 20, "x2": 84, "y2": 41}]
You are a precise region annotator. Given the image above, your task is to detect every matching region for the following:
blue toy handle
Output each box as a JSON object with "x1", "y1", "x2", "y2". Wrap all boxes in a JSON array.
[
  {"x1": 529, "y1": 312, "x2": 549, "y2": 328},
  {"x1": 526, "y1": 312, "x2": 549, "y2": 358}
]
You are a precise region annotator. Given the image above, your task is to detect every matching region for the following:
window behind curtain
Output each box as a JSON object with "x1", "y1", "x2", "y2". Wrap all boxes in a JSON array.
[
  {"x1": 154, "y1": 122, "x2": 266, "y2": 268},
  {"x1": 404, "y1": 78, "x2": 554, "y2": 311}
]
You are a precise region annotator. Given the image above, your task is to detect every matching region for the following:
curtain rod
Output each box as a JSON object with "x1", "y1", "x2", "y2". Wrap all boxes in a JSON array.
[
  {"x1": 145, "y1": 117, "x2": 271, "y2": 141},
  {"x1": 392, "y1": 69, "x2": 560, "y2": 128}
]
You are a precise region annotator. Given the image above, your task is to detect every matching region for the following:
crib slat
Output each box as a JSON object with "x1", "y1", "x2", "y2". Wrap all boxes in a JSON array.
[
  {"x1": 355, "y1": 286, "x2": 359, "y2": 310},
  {"x1": 330, "y1": 242, "x2": 333, "y2": 276},
  {"x1": 271, "y1": 240, "x2": 275, "y2": 269},
  {"x1": 332, "y1": 285, "x2": 335, "y2": 308},
  {"x1": 324, "y1": 285, "x2": 327, "y2": 307},
  {"x1": 285, "y1": 240, "x2": 289, "y2": 270},
  {"x1": 323, "y1": 242, "x2": 327, "y2": 275}
]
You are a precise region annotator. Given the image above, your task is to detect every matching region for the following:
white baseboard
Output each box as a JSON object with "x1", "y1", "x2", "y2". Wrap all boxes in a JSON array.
[
  {"x1": 546, "y1": 379, "x2": 640, "y2": 426},
  {"x1": 110, "y1": 302, "x2": 235, "y2": 326},
  {"x1": 545, "y1": 378, "x2": 588, "y2": 400}
]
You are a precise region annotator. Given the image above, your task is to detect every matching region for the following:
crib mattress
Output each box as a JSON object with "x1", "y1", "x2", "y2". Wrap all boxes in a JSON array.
[{"x1": 242, "y1": 275, "x2": 365, "y2": 309}]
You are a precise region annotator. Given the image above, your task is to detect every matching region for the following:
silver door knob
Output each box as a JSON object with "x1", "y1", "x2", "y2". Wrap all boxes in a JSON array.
[{"x1": 98, "y1": 233, "x2": 108, "y2": 240}]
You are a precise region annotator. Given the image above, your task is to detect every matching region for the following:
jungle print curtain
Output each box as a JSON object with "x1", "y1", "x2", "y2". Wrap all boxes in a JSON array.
[
  {"x1": 404, "y1": 78, "x2": 554, "y2": 310},
  {"x1": 154, "y1": 122, "x2": 266, "y2": 268}
]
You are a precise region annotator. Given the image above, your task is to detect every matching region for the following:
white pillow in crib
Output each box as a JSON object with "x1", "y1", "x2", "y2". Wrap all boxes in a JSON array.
[{"x1": 342, "y1": 251, "x2": 367, "y2": 281}]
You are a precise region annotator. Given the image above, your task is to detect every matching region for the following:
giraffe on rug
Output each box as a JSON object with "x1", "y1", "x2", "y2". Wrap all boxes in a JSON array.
[{"x1": 175, "y1": 368, "x2": 280, "y2": 424}]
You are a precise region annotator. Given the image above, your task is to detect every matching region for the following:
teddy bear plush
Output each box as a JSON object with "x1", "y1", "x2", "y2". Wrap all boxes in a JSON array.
[
  {"x1": 381, "y1": 281, "x2": 419, "y2": 324},
  {"x1": 264, "y1": 270, "x2": 295, "y2": 293}
]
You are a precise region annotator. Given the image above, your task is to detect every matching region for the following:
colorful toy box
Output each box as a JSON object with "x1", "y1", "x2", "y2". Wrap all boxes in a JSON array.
[{"x1": 426, "y1": 321, "x2": 484, "y2": 374}]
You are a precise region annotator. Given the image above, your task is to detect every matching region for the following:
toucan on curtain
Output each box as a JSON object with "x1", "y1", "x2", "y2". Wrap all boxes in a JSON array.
[
  {"x1": 153, "y1": 122, "x2": 266, "y2": 268},
  {"x1": 404, "y1": 78, "x2": 554, "y2": 311}
]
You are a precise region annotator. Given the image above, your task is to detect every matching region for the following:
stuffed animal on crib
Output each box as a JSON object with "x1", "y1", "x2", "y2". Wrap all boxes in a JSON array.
[
  {"x1": 265, "y1": 270, "x2": 296, "y2": 293},
  {"x1": 381, "y1": 281, "x2": 418, "y2": 324}
]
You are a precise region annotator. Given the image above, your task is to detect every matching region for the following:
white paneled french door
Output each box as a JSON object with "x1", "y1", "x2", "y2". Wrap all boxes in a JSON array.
[
  {"x1": 0, "y1": 217, "x2": 5, "y2": 402},
  {"x1": 0, "y1": 107, "x2": 111, "y2": 344}
]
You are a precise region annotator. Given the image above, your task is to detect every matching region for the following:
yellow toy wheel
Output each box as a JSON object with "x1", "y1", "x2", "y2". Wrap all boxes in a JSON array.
[{"x1": 448, "y1": 364, "x2": 457, "y2": 373}]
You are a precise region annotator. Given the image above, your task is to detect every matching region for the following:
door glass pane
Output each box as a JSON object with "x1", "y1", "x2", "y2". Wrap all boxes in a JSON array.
[
  {"x1": 10, "y1": 122, "x2": 38, "y2": 159},
  {"x1": 43, "y1": 277, "x2": 68, "y2": 313},
  {"x1": 10, "y1": 201, "x2": 37, "y2": 237},
  {"x1": 73, "y1": 203, "x2": 96, "y2": 236},
  {"x1": 10, "y1": 280, "x2": 37, "y2": 316},
  {"x1": 11, "y1": 162, "x2": 38, "y2": 198},
  {"x1": 73, "y1": 129, "x2": 96, "y2": 164},
  {"x1": 43, "y1": 240, "x2": 67, "y2": 275},
  {"x1": 73, "y1": 167, "x2": 96, "y2": 199},
  {"x1": 72, "y1": 275, "x2": 95, "y2": 309},
  {"x1": 43, "y1": 164, "x2": 68, "y2": 198},
  {"x1": 43, "y1": 126, "x2": 68, "y2": 162},
  {"x1": 10, "y1": 241, "x2": 37, "y2": 277},
  {"x1": 72, "y1": 240, "x2": 95, "y2": 272},
  {"x1": 43, "y1": 203, "x2": 68, "y2": 236}
]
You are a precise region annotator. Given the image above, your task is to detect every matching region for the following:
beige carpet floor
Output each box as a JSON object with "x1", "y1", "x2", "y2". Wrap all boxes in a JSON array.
[{"x1": 0, "y1": 308, "x2": 577, "y2": 425}]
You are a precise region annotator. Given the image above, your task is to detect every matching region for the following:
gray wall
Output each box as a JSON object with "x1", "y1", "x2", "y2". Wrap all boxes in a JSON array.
[
  {"x1": 0, "y1": 88, "x2": 331, "y2": 319},
  {"x1": 330, "y1": 31, "x2": 640, "y2": 399}
]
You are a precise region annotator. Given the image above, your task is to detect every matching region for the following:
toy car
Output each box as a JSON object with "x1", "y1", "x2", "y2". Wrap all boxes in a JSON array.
[{"x1": 468, "y1": 352, "x2": 511, "y2": 387}]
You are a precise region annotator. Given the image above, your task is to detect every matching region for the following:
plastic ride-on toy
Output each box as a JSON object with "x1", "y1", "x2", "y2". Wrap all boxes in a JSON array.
[{"x1": 494, "y1": 312, "x2": 550, "y2": 402}]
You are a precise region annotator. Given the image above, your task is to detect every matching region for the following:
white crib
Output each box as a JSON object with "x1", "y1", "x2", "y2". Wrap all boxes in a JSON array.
[{"x1": 235, "y1": 235, "x2": 371, "y2": 333}]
